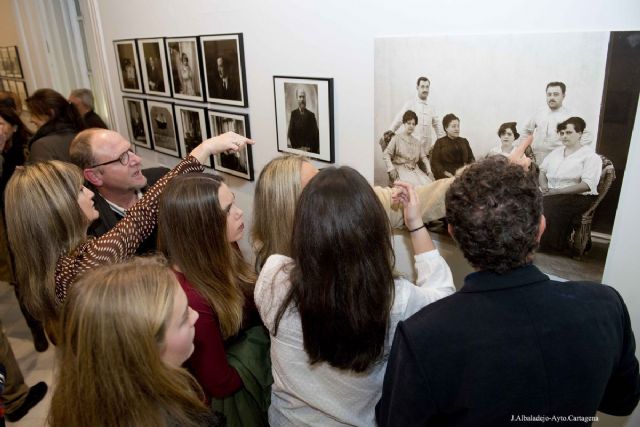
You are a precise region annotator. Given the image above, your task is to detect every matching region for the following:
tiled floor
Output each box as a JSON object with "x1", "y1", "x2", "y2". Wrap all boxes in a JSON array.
[{"x1": 0, "y1": 281, "x2": 54, "y2": 427}]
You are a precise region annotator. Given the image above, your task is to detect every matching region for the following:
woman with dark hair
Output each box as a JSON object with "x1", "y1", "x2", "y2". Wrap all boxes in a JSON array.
[
  {"x1": 0, "y1": 106, "x2": 30, "y2": 194},
  {"x1": 539, "y1": 116, "x2": 602, "y2": 252},
  {"x1": 26, "y1": 88, "x2": 84, "y2": 163},
  {"x1": 255, "y1": 167, "x2": 454, "y2": 426},
  {"x1": 382, "y1": 109, "x2": 432, "y2": 186},
  {"x1": 430, "y1": 113, "x2": 475, "y2": 179},
  {"x1": 488, "y1": 122, "x2": 521, "y2": 157}
]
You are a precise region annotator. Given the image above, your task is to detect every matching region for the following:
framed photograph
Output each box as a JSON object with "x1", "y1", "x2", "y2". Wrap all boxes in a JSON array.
[
  {"x1": 175, "y1": 105, "x2": 210, "y2": 167},
  {"x1": 123, "y1": 97, "x2": 152, "y2": 149},
  {"x1": 147, "y1": 100, "x2": 179, "y2": 157},
  {"x1": 166, "y1": 37, "x2": 205, "y2": 102},
  {"x1": 274, "y1": 76, "x2": 335, "y2": 163},
  {"x1": 7, "y1": 46, "x2": 23, "y2": 79},
  {"x1": 0, "y1": 48, "x2": 7, "y2": 77},
  {"x1": 138, "y1": 38, "x2": 171, "y2": 97},
  {"x1": 114, "y1": 40, "x2": 142, "y2": 93},
  {"x1": 208, "y1": 110, "x2": 253, "y2": 180},
  {"x1": 14, "y1": 80, "x2": 28, "y2": 110},
  {"x1": 201, "y1": 34, "x2": 248, "y2": 107}
]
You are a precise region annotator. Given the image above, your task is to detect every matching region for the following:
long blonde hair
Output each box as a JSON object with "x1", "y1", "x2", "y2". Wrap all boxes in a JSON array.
[
  {"x1": 4, "y1": 161, "x2": 88, "y2": 323},
  {"x1": 251, "y1": 155, "x2": 307, "y2": 270},
  {"x1": 158, "y1": 173, "x2": 255, "y2": 339},
  {"x1": 49, "y1": 256, "x2": 211, "y2": 427}
]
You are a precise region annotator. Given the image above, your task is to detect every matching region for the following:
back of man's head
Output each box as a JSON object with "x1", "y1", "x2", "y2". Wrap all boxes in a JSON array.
[
  {"x1": 445, "y1": 156, "x2": 542, "y2": 273},
  {"x1": 69, "y1": 128, "x2": 101, "y2": 170},
  {"x1": 69, "y1": 88, "x2": 94, "y2": 110}
]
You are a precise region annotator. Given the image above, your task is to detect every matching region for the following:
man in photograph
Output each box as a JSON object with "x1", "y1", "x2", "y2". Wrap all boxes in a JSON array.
[
  {"x1": 69, "y1": 88, "x2": 108, "y2": 129},
  {"x1": 128, "y1": 102, "x2": 145, "y2": 141},
  {"x1": 521, "y1": 81, "x2": 593, "y2": 163},
  {"x1": 376, "y1": 156, "x2": 640, "y2": 426},
  {"x1": 387, "y1": 76, "x2": 445, "y2": 155},
  {"x1": 146, "y1": 56, "x2": 164, "y2": 92},
  {"x1": 212, "y1": 56, "x2": 240, "y2": 100},
  {"x1": 287, "y1": 87, "x2": 319, "y2": 153},
  {"x1": 69, "y1": 129, "x2": 168, "y2": 254}
]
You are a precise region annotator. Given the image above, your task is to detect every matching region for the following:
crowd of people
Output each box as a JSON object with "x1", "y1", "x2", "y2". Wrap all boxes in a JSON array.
[{"x1": 0, "y1": 84, "x2": 637, "y2": 426}]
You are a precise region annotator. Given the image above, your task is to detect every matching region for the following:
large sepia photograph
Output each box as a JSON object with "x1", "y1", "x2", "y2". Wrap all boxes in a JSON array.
[
  {"x1": 114, "y1": 40, "x2": 142, "y2": 93},
  {"x1": 208, "y1": 110, "x2": 253, "y2": 180},
  {"x1": 201, "y1": 34, "x2": 248, "y2": 107},
  {"x1": 374, "y1": 31, "x2": 640, "y2": 282},
  {"x1": 274, "y1": 76, "x2": 334, "y2": 163},
  {"x1": 147, "y1": 100, "x2": 179, "y2": 157},
  {"x1": 138, "y1": 38, "x2": 171, "y2": 97},
  {"x1": 176, "y1": 105, "x2": 210, "y2": 167},
  {"x1": 166, "y1": 37, "x2": 204, "y2": 102},
  {"x1": 123, "y1": 97, "x2": 151, "y2": 149}
]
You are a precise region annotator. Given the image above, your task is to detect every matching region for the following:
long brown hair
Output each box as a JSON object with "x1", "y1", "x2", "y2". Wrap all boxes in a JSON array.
[
  {"x1": 158, "y1": 173, "x2": 255, "y2": 339},
  {"x1": 4, "y1": 161, "x2": 88, "y2": 324},
  {"x1": 274, "y1": 166, "x2": 396, "y2": 372},
  {"x1": 49, "y1": 256, "x2": 211, "y2": 427}
]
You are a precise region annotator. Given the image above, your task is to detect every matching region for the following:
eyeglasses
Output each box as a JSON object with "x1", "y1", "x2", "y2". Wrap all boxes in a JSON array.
[{"x1": 90, "y1": 149, "x2": 134, "y2": 168}]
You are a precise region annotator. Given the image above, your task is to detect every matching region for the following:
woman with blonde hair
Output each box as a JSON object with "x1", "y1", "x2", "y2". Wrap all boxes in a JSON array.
[
  {"x1": 4, "y1": 129, "x2": 252, "y2": 335},
  {"x1": 49, "y1": 256, "x2": 224, "y2": 427}
]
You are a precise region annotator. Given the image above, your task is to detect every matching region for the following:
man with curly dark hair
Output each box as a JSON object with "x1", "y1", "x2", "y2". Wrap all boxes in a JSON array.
[{"x1": 377, "y1": 156, "x2": 640, "y2": 426}]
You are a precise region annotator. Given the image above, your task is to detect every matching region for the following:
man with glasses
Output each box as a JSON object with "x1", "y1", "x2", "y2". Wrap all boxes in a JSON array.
[{"x1": 69, "y1": 129, "x2": 168, "y2": 253}]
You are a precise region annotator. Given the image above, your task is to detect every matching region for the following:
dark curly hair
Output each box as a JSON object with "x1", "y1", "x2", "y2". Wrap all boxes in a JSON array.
[{"x1": 445, "y1": 156, "x2": 542, "y2": 273}]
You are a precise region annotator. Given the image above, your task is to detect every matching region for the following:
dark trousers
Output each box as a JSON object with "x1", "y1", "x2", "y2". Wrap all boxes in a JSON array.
[{"x1": 540, "y1": 194, "x2": 596, "y2": 251}]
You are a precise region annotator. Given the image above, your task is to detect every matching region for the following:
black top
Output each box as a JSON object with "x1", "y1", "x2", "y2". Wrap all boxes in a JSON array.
[
  {"x1": 83, "y1": 110, "x2": 108, "y2": 129},
  {"x1": 430, "y1": 136, "x2": 474, "y2": 179}
]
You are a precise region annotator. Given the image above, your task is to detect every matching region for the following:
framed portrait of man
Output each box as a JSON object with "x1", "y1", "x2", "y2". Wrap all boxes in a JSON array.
[
  {"x1": 200, "y1": 33, "x2": 248, "y2": 107},
  {"x1": 274, "y1": 76, "x2": 334, "y2": 163},
  {"x1": 166, "y1": 37, "x2": 205, "y2": 102},
  {"x1": 176, "y1": 105, "x2": 211, "y2": 167},
  {"x1": 208, "y1": 110, "x2": 253, "y2": 180},
  {"x1": 123, "y1": 97, "x2": 152, "y2": 149},
  {"x1": 147, "y1": 100, "x2": 179, "y2": 157},
  {"x1": 114, "y1": 40, "x2": 143, "y2": 94},
  {"x1": 138, "y1": 38, "x2": 171, "y2": 97}
]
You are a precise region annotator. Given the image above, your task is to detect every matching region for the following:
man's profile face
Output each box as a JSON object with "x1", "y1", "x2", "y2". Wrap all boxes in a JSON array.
[
  {"x1": 417, "y1": 80, "x2": 430, "y2": 101},
  {"x1": 91, "y1": 131, "x2": 147, "y2": 192},
  {"x1": 297, "y1": 91, "x2": 306, "y2": 109},
  {"x1": 217, "y1": 58, "x2": 227, "y2": 78},
  {"x1": 546, "y1": 86, "x2": 565, "y2": 110}
]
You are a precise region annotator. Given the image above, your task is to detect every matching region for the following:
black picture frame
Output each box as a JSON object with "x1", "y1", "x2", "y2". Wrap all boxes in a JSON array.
[
  {"x1": 137, "y1": 38, "x2": 172, "y2": 98},
  {"x1": 200, "y1": 33, "x2": 248, "y2": 107},
  {"x1": 7, "y1": 46, "x2": 23, "y2": 79},
  {"x1": 175, "y1": 104, "x2": 211, "y2": 167},
  {"x1": 147, "y1": 100, "x2": 180, "y2": 157},
  {"x1": 208, "y1": 109, "x2": 253, "y2": 180},
  {"x1": 0, "y1": 48, "x2": 9, "y2": 77},
  {"x1": 123, "y1": 97, "x2": 152, "y2": 149},
  {"x1": 114, "y1": 40, "x2": 143, "y2": 94},
  {"x1": 273, "y1": 76, "x2": 335, "y2": 163},
  {"x1": 165, "y1": 37, "x2": 205, "y2": 102}
]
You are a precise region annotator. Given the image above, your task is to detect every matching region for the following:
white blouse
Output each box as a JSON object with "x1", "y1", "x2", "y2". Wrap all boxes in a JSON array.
[
  {"x1": 540, "y1": 145, "x2": 602, "y2": 195},
  {"x1": 254, "y1": 250, "x2": 455, "y2": 427}
]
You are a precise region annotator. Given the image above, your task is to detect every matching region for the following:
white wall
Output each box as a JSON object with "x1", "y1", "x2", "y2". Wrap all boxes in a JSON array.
[{"x1": 91, "y1": 1, "x2": 639, "y2": 423}]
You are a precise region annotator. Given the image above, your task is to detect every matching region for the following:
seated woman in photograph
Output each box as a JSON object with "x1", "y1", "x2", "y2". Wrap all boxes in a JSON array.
[
  {"x1": 382, "y1": 110, "x2": 432, "y2": 186},
  {"x1": 254, "y1": 166, "x2": 455, "y2": 426},
  {"x1": 4, "y1": 129, "x2": 252, "y2": 337},
  {"x1": 251, "y1": 155, "x2": 453, "y2": 271},
  {"x1": 26, "y1": 88, "x2": 85, "y2": 163},
  {"x1": 487, "y1": 122, "x2": 520, "y2": 157},
  {"x1": 430, "y1": 113, "x2": 475, "y2": 179},
  {"x1": 538, "y1": 116, "x2": 601, "y2": 252},
  {"x1": 49, "y1": 256, "x2": 224, "y2": 427},
  {"x1": 158, "y1": 174, "x2": 269, "y2": 413}
]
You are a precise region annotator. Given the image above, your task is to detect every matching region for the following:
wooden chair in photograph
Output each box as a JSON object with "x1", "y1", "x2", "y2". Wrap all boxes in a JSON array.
[{"x1": 570, "y1": 155, "x2": 616, "y2": 259}]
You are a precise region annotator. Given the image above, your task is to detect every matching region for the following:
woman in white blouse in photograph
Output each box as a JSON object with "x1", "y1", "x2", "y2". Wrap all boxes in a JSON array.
[
  {"x1": 538, "y1": 116, "x2": 602, "y2": 252},
  {"x1": 254, "y1": 166, "x2": 454, "y2": 426}
]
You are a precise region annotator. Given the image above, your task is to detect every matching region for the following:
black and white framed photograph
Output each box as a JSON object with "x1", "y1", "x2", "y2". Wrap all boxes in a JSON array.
[
  {"x1": 147, "y1": 100, "x2": 179, "y2": 157},
  {"x1": 166, "y1": 37, "x2": 204, "y2": 102},
  {"x1": 0, "y1": 48, "x2": 9, "y2": 78},
  {"x1": 114, "y1": 40, "x2": 142, "y2": 93},
  {"x1": 175, "y1": 105, "x2": 210, "y2": 167},
  {"x1": 274, "y1": 76, "x2": 334, "y2": 163},
  {"x1": 201, "y1": 34, "x2": 248, "y2": 107},
  {"x1": 138, "y1": 38, "x2": 171, "y2": 97},
  {"x1": 208, "y1": 110, "x2": 253, "y2": 180},
  {"x1": 14, "y1": 80, "x2": 28, "y2": 110},
  {"x1": 7, "y1": 46, "x2": 22, "y2": 79},
  {"x1": 123, "y1": 97, "x2": 152, "y2": 149}
]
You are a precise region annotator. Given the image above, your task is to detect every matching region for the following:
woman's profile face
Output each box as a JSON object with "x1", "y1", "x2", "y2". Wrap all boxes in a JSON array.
[
  {"x1": 160, "y1": 285, "x2": 199, "y2": 366},
  {"x1": 446, "y1": 120, "x2": 460, "y2": 139},
  {"x1": 77, "y1": 186, "x2": 99, "y2": 222},
  {"x1": 0, "y1": 115, "x2": 16, "y2": 142},
  {"x1": 500, "y1": 128, "x2": 515, "y2": 144},
  {"x1": 559, "y1": 123, "x2": 581, "y2": 148},
  {"x1": 29, "y1": 112, "x2": 50, "y2": 129},
  {"x1": 218, "y1": 183, "x2": 244, "y2": 243}
]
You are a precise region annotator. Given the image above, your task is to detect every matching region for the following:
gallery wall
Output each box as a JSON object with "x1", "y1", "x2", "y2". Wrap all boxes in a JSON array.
[{"x1": 5, "y1": 0, "x2": 640, "y2": 423}]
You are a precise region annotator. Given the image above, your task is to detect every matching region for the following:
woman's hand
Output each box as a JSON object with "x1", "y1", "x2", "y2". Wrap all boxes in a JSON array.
[
  {"x1": 189, "y1": 132, "x2": 255, "y2": 164},
  {"x1": 392, "y1": 181, "x2": 422, "y2": 230}
]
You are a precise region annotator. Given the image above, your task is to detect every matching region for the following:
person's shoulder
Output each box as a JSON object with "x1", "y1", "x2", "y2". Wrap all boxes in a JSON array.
[{"x1": 142, "y1": 166, "x2": 170, "y2": 186}]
